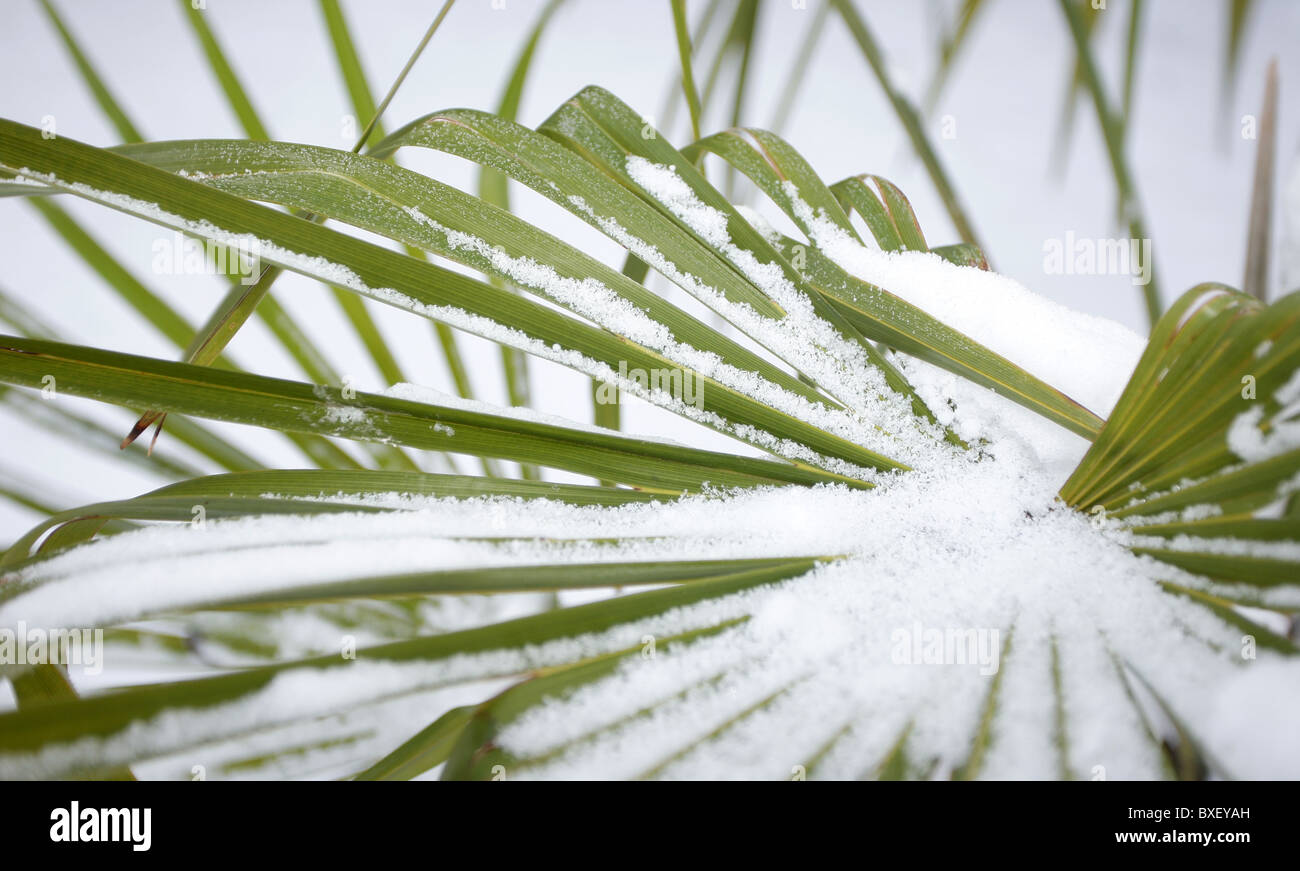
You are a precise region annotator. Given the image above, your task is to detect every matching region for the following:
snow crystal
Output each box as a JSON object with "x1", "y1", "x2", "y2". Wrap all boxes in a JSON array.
[
  {"x1": 3, "y1": 161, "x2": 1294, "y2": 782},
  {"x1": 779, "y1": 179, "x2": 1146, "y2": 418},
  {"x1": 5, "y1": 432, "x2": 1291, "y2": 778},
  {"x1": 1227, "y1": 403, "x2": 1300, "y2": 464}
]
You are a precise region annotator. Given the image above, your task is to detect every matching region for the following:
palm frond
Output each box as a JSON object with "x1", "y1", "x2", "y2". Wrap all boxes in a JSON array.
[{"x1": 0, "y1": 8, "x2": 1295, "y2": 781}]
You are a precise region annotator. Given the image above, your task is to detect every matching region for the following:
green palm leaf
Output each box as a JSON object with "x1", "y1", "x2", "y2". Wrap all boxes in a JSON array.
[{"x1": 0, "y1": 5, "x2": 1295, "y2": 781}]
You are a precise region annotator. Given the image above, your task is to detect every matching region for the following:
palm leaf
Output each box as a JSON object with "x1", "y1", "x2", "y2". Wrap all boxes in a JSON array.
[
  {"x1": 1062, "y1": 284, "x2": 1300, "y2": 608},
  {"x1": 0, "y1": 15, "x2": 1295, "y2": 780}
]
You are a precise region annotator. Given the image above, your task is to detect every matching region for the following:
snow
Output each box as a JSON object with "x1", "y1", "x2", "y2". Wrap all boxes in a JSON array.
[
  {"x1": 2, "y1": 75, "x2": 1298, "y2": 781},
  {"x1": 564, "y1": 189, "x2": 951, "y2": 475},
  {"x1": 3, "y1": 363, "x2": 1296, "y2": 778},
  {"x1": 2, "y1": 161, "x2": 1295, "y2": 780},
  {"x1": 1227, "y1": 369, "x2": 1300, "y2": 462},
  {"x1": 781, "y1": 178, "x2": 1146, "y2": 418},
  {"x1": 3, "y1": 168, "x2": 896, "y2": 479},
  {"x1": 1202, "y1": 658, "x2": 1300, "y2": 779},
  {"x1": 473, "y1": 452, "x2": 1277, "y2": 780}
]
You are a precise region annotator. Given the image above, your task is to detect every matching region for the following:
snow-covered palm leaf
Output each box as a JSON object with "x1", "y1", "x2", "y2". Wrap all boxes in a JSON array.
[
  {"x1": 0, "y1": 85, "x2": 1295, "y2": 780},
  {"x1": 1063, "y1": 285, "x2": 1300, "y2": 612}
]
